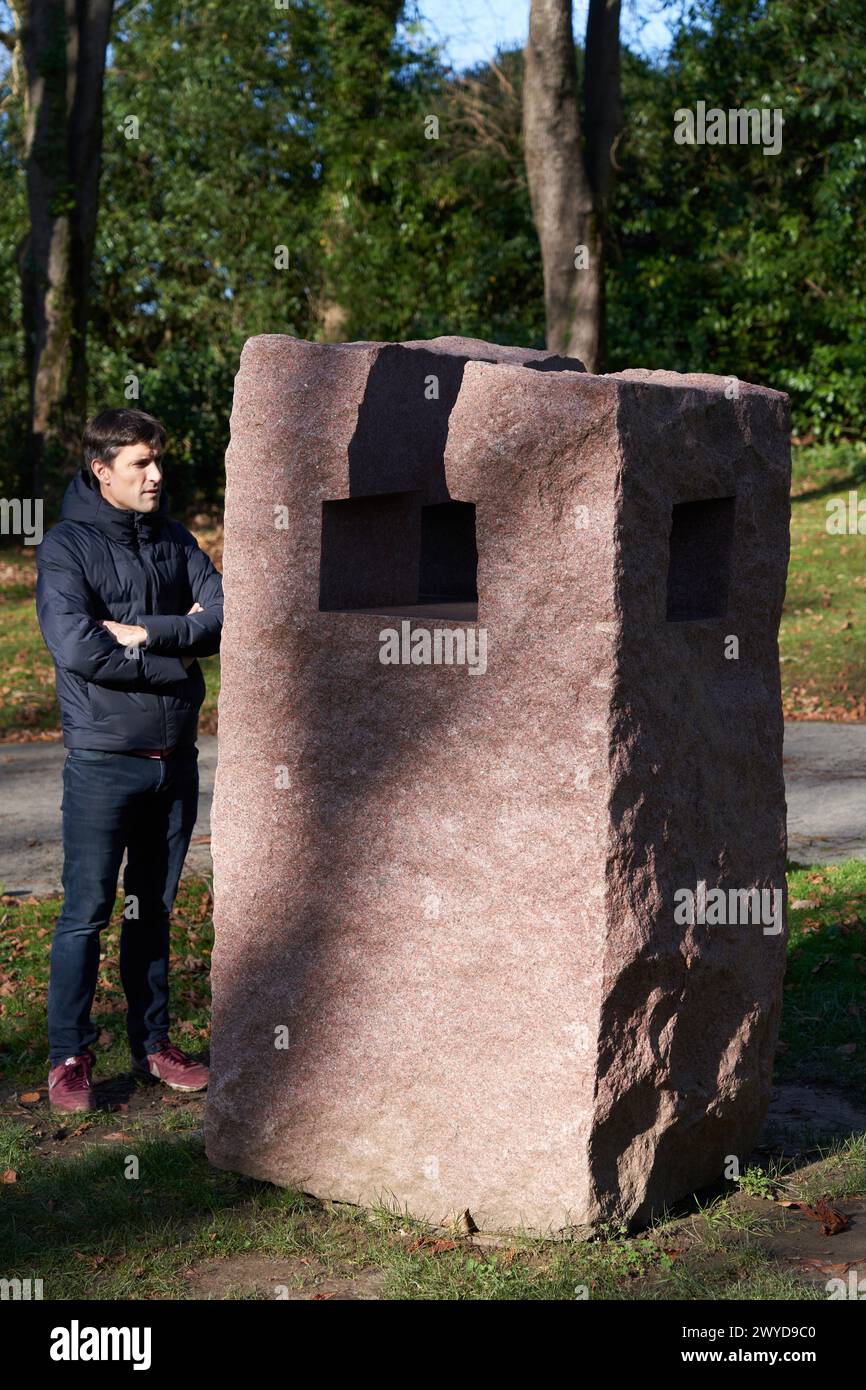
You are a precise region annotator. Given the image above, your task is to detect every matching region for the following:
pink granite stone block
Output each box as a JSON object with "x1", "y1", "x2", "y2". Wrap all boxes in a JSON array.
[{"x1": 206, "y1": 336, "x2": 791, "y2": 1234}]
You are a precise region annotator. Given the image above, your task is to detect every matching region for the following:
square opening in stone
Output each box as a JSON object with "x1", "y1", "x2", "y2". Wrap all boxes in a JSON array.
[
  {"x1": 666, "y1": 496, "x2": 736, "y2": 621},
  {"x1": 319, "y1": 492, "x2": 478, "y2": 619},
  {"x1": 419, "y1": 502, "x2": 478, "y2": 604}
]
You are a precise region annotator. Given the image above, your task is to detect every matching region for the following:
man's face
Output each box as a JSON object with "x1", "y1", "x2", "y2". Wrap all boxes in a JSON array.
[{"x1": 92, "y1": 442, "x2": 164, "y2": 513}]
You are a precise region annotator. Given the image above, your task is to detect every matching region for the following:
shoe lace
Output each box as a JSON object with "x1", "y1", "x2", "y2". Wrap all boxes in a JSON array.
[
  {"x1": 64, "y1": 1058, "x2": 92, "y2": 1091},
  {"x1": 159, "y1": 1043, "x2": 196, "y2": 1068}
]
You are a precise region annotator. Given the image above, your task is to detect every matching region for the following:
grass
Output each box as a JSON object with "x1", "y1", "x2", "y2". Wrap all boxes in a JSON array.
[
  {"x1": 784, "y1": 440, "x2": 866, "y2": 719},
  {"x1": 0, "y1": 866, "x2": 864, "y2": 1301},
  {"x1": 0, "y1": 1109, "x2": 843, "y2": 1301},
  {"x1": 0, "y1": 552, "x2": 59, "y2": 740},
  {"x1": 779, "y1": 858, "x2": 866, "y2": 1097},
  {"x1": 0, "y1": 877, "x2": 213, "y2": 1081}
]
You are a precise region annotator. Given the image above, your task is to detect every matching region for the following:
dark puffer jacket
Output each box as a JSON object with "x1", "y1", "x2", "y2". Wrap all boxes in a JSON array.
[{"x1": 36, "y1": 472, "x2": 223, "y2": 751}]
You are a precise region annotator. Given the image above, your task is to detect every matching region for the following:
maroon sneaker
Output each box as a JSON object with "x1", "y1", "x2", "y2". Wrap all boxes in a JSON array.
[
  {"x1": 48, "y1": 1053, "x2": 96, "y2": 1112},
  {"x1": 132, "y1": 1040, "x2": 208, "y2": 1092}
]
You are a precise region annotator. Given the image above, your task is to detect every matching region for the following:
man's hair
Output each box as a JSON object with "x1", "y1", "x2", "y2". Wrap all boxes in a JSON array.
[{"x1": 81, "y1": 408, "x2": 167, "y2": 486}]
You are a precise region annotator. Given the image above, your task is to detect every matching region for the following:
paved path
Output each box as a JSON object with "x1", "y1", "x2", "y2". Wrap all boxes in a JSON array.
[
  {"x1": 784, "y1": 722, "x2": 866, "y2": 865},
  {"x1": 0, "y1": 724, "x2": 863, "y2": 896},
  {"x1": 0, "y1": 737, "x2": 218, "y2": 897}
]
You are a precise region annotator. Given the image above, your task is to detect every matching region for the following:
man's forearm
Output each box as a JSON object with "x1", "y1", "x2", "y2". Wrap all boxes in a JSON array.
[
  {"x1": 101, "y1": 606, "x2": 202, "y2": 669},
  {"x1": 107, "y1": 604, "x2": 211, "y2": 663},
  {"x1": 140, "y1": 624, "x2": 196, "y2": 667},
  {"x1": 133, "y1": 609, "x2": 221, "y2": 658}
]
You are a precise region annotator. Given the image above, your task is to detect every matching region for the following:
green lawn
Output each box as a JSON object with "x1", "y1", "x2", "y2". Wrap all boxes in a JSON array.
[
  {"x1": 784, "y1": 441, "x2": 866, "y2": 719},
  {"x1": 781, "y1": 858, "x2": 866, "y2": 1096}
]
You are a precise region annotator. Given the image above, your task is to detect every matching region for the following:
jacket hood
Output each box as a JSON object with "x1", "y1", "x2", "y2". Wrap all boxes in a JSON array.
[{"x1": 61, "y1": 471, "x2": 170, "y2": 545}]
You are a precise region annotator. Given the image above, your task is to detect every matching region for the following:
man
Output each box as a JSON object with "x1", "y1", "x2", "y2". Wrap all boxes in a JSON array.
[{"x1": 35, "y1": 407, "x2": 224, "y2": 1112}]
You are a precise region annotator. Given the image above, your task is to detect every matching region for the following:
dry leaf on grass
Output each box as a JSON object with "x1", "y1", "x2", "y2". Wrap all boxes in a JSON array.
[
  {"x1": 783, "y1": 1197, "x2": 851, "y2": 1235},
  {"x1": 407, "y1": 1235, "x2": 460, "y2": 1254}
]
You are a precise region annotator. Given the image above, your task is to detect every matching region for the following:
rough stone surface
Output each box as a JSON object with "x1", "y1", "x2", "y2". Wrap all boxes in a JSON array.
[{"x1": 206, "y1": 334, "x2": 791, "y2": 1233}]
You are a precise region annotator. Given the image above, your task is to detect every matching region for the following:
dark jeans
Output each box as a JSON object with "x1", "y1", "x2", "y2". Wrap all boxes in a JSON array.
[{"x1": 47, "y1": 745, "x2": 200, "y2": 1066}]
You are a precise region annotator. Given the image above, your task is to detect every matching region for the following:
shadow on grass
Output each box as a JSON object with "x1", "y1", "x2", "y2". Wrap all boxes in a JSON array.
[{"x1": 0, "y1": 1125, "x2": 314, "y2": 1299}]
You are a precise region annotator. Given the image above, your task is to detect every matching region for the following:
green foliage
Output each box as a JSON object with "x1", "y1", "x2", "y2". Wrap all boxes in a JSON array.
[
  {"x1": 85, "y1": 0, "x2": 327, "y2": 508},
  {"x1": 0, "y1": 0, "x2": 863, "y2": 505},
  {"x1": 609, "y1": 0, "x2": 866, "y2": 439},
  {"x1": 736, "y1": 1166, "x2": 780, "y2": 1200}
]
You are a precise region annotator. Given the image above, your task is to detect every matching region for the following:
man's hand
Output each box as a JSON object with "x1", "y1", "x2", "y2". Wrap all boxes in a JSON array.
[{"x1": 101, "y1": 620, "x2": 147, "y2": 647}]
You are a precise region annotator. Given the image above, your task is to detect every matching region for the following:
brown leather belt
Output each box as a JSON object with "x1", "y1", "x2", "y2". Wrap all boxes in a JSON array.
[{"x1": 126, "y1": 747, "x2": 178, "y2": 759}]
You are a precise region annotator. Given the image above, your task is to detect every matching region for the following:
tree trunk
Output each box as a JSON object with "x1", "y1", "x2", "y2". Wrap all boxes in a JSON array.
[
  {"x1": 522, "y1": 0, "x2": 620, "y2": 371},
  {"x1": 14, "y1": 0, "x2": 114, "y2": 495}
]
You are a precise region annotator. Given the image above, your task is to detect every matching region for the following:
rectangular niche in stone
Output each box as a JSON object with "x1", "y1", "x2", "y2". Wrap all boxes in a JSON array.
[
  {"x1": 319, "y1": 490, "x2": 478, "y2": 619},
  {"x1": 418, "y1": 501, "x2": 478, "y2": 606},
  {"x1": 208, "y1": 336, "x2": 792, "y2": 1235},
  {"x1": 319, "y1": 490, "x2": 421, "y2": 612},
  {"x1": 666, "y1": 495, "x2": 737, "y2": 622}
]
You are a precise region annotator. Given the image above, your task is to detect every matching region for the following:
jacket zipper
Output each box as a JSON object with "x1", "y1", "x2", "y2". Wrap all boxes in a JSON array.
[{"x1": 135, "y1": 514, "x2": 168, "y2": 748}]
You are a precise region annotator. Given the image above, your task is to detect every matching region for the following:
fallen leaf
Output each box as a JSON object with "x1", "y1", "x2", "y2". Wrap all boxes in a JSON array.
[
  {"x1": 18, "y1": 1091, "x2": 41, "y2": 1103},
  {"x1": 788, "y1": 1197, "x2": 851, "y2": 1236},
  {"x1": 814, "y1": 1198, "x2": 851, "y2": 1236},
  {"x1": 2, "y1": 1169, "x2": 17, "y2": 1183},
  {"x1": 407, "y1": 1234, "x2": 459, "y2": 1254}
]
